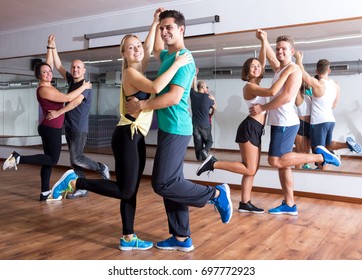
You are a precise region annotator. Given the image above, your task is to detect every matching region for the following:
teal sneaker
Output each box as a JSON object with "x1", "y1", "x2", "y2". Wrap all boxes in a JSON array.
[
  {"x1": 315, "y1": 145, "x2": 341, "y2": 166},
  {"x1": 119, "y1": 234, "x2": 153, "y2": 251},
  {"x1": 302, "y1": 163, "x2": 312, "y2": 169},
  {"x1": 156, "y1": 236, "x2": 194, "y2": 252},
  {"x1": 268, "y1": 200, "x2": 298, "y2": 216},
  {"x1": 210, "y1": 183, "x2": 233, "y2": 223},
  {"x1": 51, "y1": 169, "x2": 78, "y2": 200}
]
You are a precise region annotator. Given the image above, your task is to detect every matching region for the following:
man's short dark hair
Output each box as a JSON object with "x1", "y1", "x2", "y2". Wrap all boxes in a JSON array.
[
  {"x1": 159, "y1": 10, "x2": 186, "y2": 29},
  {"x1": 317, "y1": 59, "x2": 330, "y2": 75}
]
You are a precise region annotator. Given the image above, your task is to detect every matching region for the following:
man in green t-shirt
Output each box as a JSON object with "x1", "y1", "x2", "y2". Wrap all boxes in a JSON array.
[{"x1": 126, "y1": 8, "x2": 232, "y2": 252}]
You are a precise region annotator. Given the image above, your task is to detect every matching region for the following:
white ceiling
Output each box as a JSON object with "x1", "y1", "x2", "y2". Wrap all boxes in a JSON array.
[
  {"x1": 1, "y1": 0, "x2": 362, "y2": 72},
  {"x1": 0, "y1": 0, "x2": 175, "y2": 33}
]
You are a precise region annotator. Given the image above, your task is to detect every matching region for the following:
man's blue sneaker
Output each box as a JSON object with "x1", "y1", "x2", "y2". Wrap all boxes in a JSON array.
[
  {"x1": 50, "y1": 169, "x2": 78, "y2": 200},
  {"x1": 315, "y1": 145, "x2": 341, "y2": 166},
  {"x1": 211, "y1": 183, "x2": 233, "y2": 224},
  {"x1": 268, "y1": 200, "x2": 298, "y2": 216},
  {"x1": 119, "y1": 234, "x2": 153, "y2": 251},
  {"x1": 156, "y1": 236, "x2": 194, "y2": 252},
  {"x1": 346, "y1": 137, "x2": 362, "y2": 154}
]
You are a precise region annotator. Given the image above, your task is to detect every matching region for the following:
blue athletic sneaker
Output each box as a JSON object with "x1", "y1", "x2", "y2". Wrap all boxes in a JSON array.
[
  {"x1": 211, "y1": 183, "x2": 233, "y2": 224},
  {"x1": 51, "y1": 169, "x2": 78, "y2": 200},
  {"x1": 156, "y1": 236, "x2": 194, "y2": 252},
  {"x1": 119, "y1": 234, "x2": 153, "y2": 251},
  {"x1": 346, "y1": 137, "x2": 362, "y2": 154},
  {"x1": 268, "y1": 200, "x2": 298, "y2": 216},
  {"x1": 315, "y1": 145, "x2": 341, "y2": 166}
]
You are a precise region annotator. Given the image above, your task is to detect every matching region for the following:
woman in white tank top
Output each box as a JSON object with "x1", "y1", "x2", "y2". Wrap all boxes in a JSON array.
[{"x1": 197, "y1": 30, "x2": 296, "y2": 213}]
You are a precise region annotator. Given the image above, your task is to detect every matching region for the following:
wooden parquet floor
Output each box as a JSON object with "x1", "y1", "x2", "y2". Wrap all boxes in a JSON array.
[{"x1": 2, "y1": 162, "x2": 362, "y2": 260}]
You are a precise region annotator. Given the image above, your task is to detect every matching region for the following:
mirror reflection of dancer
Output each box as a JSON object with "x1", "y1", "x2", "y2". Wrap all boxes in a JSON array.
[
  {"x1": 294, "y1": 51, "x2": 362, "y2": 171},
  {"x1": 294, "y1": 81, "x2": 312, "y2": 169},
  {"x1": 2, "y1": 38, "x2": 91, "y2": 201},
  {"x1": 47, "y1": 11, "x2": 192, "y2": 251},
  {"x1": 247, "y1": 31, "x2": 341, "y2": 216},
  {"x1": 197, "y1": 29, "x2": 296, "y2": 214}
]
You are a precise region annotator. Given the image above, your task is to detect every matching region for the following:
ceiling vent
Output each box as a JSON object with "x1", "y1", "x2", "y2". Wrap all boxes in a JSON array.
[
  {"x1": 0, "y1": 82, "x2": 10, "y2": 88},
  {"x1": 212, "y1": 69, "x2": 232, "y2": 75},
  {"x1": 330, "y1": 64, "x2": 348, "y2": 71}
]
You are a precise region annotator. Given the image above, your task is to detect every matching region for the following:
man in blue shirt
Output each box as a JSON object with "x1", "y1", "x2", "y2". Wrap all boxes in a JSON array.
[{"x1": 47, "y1": 35, "x2": 110, "y2": 198}]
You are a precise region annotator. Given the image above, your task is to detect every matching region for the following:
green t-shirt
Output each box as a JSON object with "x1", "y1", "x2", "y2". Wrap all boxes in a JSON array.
[{"x1": 155, "y1": 49, "x2": 196, "y2": 135}]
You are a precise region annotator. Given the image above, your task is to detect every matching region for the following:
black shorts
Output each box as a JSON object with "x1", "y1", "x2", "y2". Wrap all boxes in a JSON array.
[
  {"x1": 235, "y1": 116, "x2": 264, "y2": 148},
  {"x1": 297, "y1": 119, "x2": 311, "y2": 138}
]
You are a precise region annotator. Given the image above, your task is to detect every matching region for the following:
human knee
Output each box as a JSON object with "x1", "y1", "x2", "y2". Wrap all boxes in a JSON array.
[
  {"x1": 151, "y1": 180, "x2": 166, "y2": 196},
  {"x1": 122, "y1": 189, "x2": 136, "y2": 200},
  {"x1": 244, "y1": 167, "x2": 257, "y2": 176},
  {"x1": 268, "y1": 157, "x2": 280, "y2": 168}
]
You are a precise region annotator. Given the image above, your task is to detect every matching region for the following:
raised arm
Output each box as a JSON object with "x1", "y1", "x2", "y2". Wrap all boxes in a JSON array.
[
  {"x1": 153, "y1": 7, "x2": 166, "y2": 62},
  {"x1": 50, "y1": 35, "x2": 67, "y2": 79},
  {"x1": 257, "y1": 29, "x2": 280, "y2": 72},
  {"x1": 141, "y1": 9, "x2": 162, "y2": 71},
  {"x1": 332, "y1": 82, "x2": 341, "y2": 109},
  {"x1": 46, "y1": 34, "x2": 55, "y2": 69},
  {"x1": 191, "y1": 68, "x2": 199, "y2": 91},
  {"x1": 294, "y1": 51, "x2": 322, "y2": 94},
  {"x1": 256, "y1": 29, "x2": 266, "y2": 69}
]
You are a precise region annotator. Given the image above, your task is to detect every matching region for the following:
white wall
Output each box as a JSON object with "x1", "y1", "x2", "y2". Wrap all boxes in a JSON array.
[{"x1": 1, "y1": 0, "x2": 361, "y2": 59}]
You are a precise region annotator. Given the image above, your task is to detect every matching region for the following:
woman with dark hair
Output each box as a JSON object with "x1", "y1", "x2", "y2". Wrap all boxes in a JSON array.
[
  {"x1": 2, "y1": 42, "x2": 91, "y2": 202},
  {"x1": 197, "y1": 29, "x2": 295, "y2": 214}
]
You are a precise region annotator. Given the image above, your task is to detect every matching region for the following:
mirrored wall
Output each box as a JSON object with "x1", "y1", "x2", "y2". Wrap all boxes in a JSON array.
[{"x1": 1, "y1": 18, "x2": 362, "y2": 173}]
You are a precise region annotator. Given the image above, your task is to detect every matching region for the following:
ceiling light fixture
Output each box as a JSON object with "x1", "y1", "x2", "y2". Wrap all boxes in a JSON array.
[
  {"x1": 84, "y1": 59, "x2": 113, "y2": 64},
  {"x1": 222, "y1": 33, "x2": 362, "y2": 51},
  {"x1": 85, "y1": 15, "x2": 220, "y2": 48},
  {"x1": 191, "y1": 48, "x2": 216, "y2": 53}
]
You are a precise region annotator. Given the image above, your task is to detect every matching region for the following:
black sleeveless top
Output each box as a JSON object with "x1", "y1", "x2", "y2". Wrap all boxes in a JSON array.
[
  {"x1": 126, "y1": 91, "x2": 150, "y2": 101},
  {"x1": 124, "y1": 91, "x2": 151, "y2": 121}
]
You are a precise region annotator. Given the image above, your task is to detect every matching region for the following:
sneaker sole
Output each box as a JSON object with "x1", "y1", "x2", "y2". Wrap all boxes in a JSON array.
[
  {"x1": 238, "y1": 209, "x2": 265, "y2": 214},
  {"x1": 46, "y1": 196, "x2": 63, "y2": 202},
  {"x1": 66, "y1": 192, "x2": 88, "y2": 199},
  {"x1": 155, "y1": 245, "x2": 195, "y2": 252},
  {"x1": 222, "y1": 183, "x2": 233, "y2": 223},
  {"x1": 119, "y1": 245, "x2": 153, "y2": 251},
  {"x1": 268, "y1": 211, "x2": 298, "y2": 216},
  {"x1": 196, "y1": 155, "x2": 214, "y2": 176}
]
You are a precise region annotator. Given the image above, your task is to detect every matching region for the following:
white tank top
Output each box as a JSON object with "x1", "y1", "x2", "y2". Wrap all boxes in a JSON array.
[
  {"x1": 311, "y1": 78, "x2": 336, "y2": 124},
  {"x1": 267, "y1": 63, "x2": 300, "y2": 126},
  {"x1": 296, "y1": 94, "x2": 312, "y2": 117},
  {"x1": 245, "y1": 94, "x2": 267, "y2": 115}
]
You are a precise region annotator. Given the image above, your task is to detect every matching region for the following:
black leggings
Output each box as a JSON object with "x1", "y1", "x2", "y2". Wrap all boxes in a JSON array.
[
  {"x1": 19, "y1": 125, "x2": 62, "y2": 192},
  {"x1": 76, "y1": 125, "x2": 146, "y2": 235}
]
